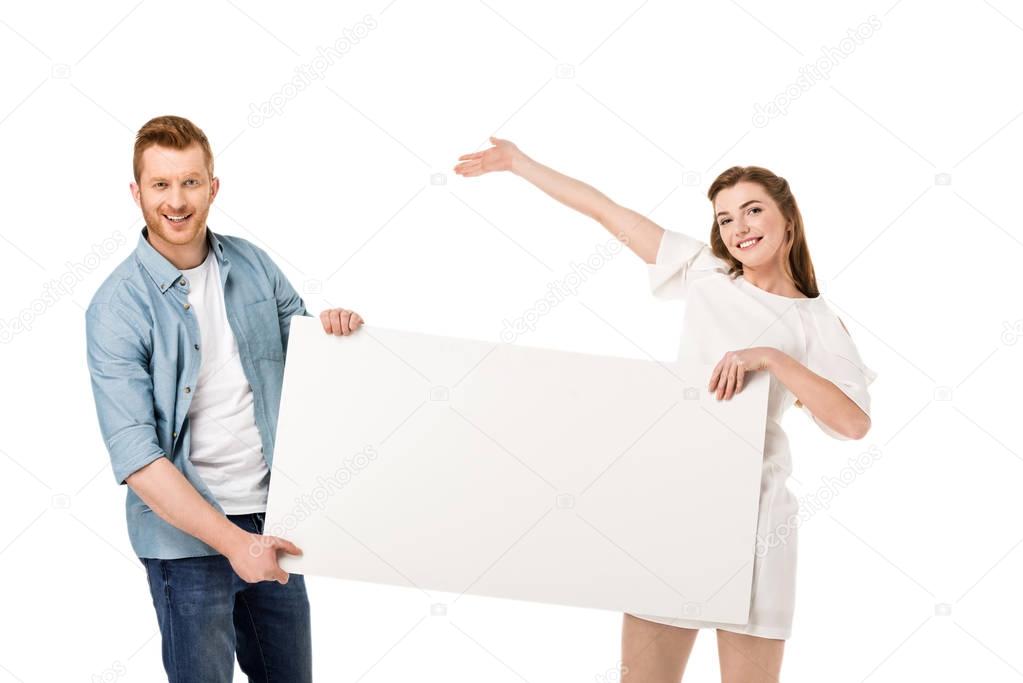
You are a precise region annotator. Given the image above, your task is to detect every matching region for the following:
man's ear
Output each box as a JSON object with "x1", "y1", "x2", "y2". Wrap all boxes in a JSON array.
[
  {"x1": 129, "y1": 182, "x2": 141, "y2": 207},
  {"x1": 209, "y1": 176, "x2": 220, "y2": 202}
]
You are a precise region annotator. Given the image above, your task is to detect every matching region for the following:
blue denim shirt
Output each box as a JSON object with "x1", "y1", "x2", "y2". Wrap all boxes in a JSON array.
[{"x1": 86, "y1": 227, "x2": 309, "y2": 559}]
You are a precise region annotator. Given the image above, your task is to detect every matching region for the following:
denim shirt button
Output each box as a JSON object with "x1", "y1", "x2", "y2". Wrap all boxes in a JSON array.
[
  {"x1": 183, "y1": 303, "x2": 191, "y2": 310},
  {"x1": 184, "y1": 386, "x2": 191, "y2": 393}
]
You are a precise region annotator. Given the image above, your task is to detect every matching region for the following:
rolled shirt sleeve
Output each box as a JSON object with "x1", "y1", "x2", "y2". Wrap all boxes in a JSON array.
[
  {"x1": 85, "y1": 303, "x2": 165, "y2": 484},
  {"x1": 648, "y1": 230, "x2": 732, "y2": 300}
]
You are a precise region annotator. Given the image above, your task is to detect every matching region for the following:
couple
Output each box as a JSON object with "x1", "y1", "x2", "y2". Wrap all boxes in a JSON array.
[{"x1": 87, "y1": 115, "x2": 875, "y2": 682}]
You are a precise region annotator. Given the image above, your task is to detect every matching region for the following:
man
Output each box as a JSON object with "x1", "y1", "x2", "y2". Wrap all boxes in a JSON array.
[{"x1": 86, "y1": 115, "x2": 361, "y2": 682}]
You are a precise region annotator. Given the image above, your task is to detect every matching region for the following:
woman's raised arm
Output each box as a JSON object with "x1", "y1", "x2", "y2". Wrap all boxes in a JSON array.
[{"x1": 454, "y1": 137, "x2": 665, "y2": 264}]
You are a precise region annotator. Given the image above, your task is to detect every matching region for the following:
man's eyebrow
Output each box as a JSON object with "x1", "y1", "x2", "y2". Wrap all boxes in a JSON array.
[
  {"x1": 149, "y1": 173, "x2": 202, "y2": 182},
  {"x1": 716, "y1": 199, "x2": 762, "y2": 217}
]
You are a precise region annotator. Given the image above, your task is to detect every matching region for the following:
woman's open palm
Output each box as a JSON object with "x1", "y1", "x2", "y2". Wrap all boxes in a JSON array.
[{"x1": 454, "y1": 136, "x2": 519, "y2": 176}]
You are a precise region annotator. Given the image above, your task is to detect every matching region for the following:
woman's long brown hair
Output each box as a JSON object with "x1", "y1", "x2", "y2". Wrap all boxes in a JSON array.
[{"x1": 706, "y1": 166, "x2": 820, "y2": 298}]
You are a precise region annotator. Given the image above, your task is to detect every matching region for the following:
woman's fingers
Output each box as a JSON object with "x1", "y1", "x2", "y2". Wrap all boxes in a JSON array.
[
  {"x1": 710, "y1": 354, "x2": 749, "y2": 400},
  {"x1": 723, "y1": 358, "x2": 747, "y2": 400},
  {"x1": 708, "y1": 360, "x2": 723, "y2": 393},
  {"x1": 727, "y1": 362, "x2": 740, "y2": 399},
  {"x1": 721, "y1": 360, "x2": 734, "y2": 399},
  {"x1": 720, "y1": 363, "x2": 734, "y2": 400},
  {"x1": 455, "y1": 139, "x2": 516, "y2": 176}
]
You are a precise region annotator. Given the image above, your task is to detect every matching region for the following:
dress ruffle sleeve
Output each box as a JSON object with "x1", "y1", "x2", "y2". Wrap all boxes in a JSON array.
[
  {"x1": 798, "y1": 308, "x2": 878, "y2": 440},
  {"x1": 648, "y1": 230, "x2": 732, "y2": 300}
]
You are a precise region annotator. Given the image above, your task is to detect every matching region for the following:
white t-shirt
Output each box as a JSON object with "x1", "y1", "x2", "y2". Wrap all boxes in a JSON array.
[{"x1": 180, "y1": 249, "x2": 270, "y2": 514}]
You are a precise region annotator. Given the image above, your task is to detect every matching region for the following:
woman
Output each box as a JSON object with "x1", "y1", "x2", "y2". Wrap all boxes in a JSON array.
[{"x1": 453, "y1": 137, "x2": 878, "y2": 682}]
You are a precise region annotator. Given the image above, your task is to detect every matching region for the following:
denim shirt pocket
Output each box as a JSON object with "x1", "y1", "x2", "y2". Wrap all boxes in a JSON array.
[{"x1": 244, "y1": 298, "x2": 285, "y2": 361}]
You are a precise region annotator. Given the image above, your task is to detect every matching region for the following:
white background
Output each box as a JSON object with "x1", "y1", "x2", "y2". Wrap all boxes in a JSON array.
[{"x1": 0, "y1": 1, "x2": 1021, "y2": 681}]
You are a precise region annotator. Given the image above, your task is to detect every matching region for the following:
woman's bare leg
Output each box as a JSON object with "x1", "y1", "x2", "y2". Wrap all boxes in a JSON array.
[
  {"x1": 716, "y1": 629, "x2": 785, "y2": 683},
  {"x1": 621, "y1": 614, "x2": 699, "y2": 682}
]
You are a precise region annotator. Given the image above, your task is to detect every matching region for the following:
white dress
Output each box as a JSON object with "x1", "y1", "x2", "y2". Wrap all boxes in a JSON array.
[{"x1": 630, "y1": 230, "x2": 878, "y2": 640}]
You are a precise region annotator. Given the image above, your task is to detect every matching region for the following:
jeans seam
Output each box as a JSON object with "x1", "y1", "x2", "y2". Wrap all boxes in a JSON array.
[
  {"x1": 237, "y1": 592, "x2": 271, "y2": 681},
  {"x1": 159, "y1": 560, "x2": 181, "y2": 682}
]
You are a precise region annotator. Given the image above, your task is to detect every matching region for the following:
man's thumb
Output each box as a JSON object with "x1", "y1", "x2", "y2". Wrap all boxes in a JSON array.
[{"x1": 275, "y1": 537, "x2": 303, "y2": 556}]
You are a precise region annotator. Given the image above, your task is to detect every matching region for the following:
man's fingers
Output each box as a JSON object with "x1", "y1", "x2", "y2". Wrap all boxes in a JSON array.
[
  {"x1": 336, "y1": 310, "x2": 351, "y2": 335},
  {"x1": 272, "y1": 537, "x2": 303, "y2": 556},
  {"x1": 319, "y1": 309, "x2": 364, "y2": 335},
  {"x1": 321, "y1": 309, "x2": 364, "y2": 335}
]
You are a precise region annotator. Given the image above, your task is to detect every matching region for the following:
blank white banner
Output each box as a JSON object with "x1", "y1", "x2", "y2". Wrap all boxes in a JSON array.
[{"x1": 264, "y1": 316, "x2": 768, "y2": 624}]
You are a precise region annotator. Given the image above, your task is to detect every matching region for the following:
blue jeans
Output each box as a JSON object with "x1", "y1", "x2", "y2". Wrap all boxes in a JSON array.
[{"x1": 141, "y1": 513, "x2": 312, "y2": 682}]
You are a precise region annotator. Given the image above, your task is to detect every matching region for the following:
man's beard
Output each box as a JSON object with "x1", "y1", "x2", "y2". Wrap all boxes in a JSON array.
[{"x1": 144, "y1": 205, "x2": 208, "y2": 246}]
